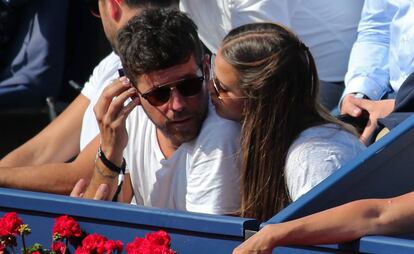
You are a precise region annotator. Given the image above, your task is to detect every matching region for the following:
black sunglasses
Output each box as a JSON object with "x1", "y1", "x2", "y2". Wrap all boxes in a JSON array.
[
  {"x1": 86, "y1": 0, "x2": 100, "y2": 18},
  {"x1": 140, "y1": 76, "x2": 205, "y2": 106},
  {"x1": 212, "y1": 72, "x2": 247, "y2": 100}
]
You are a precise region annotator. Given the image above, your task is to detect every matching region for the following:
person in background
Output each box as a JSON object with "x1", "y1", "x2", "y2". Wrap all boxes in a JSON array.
[
  {"x1": 0, "y1": 0, "x2": 28, "y2": 68},
  {"x1": 340, "y1": 0, "x2": 413, "y2": 144},
  {"x1": 0, "y1": 0, "x2": 68, "y2": 109},
  {"x1": 0, "y1": 0, "x2": 176, "y2": 194},
  {"x1": 209, "y1": 22, "x2": 365, "y2": 221},
  {"x1": 180, "y1": 0, "x2": 364, "y2": 110}
]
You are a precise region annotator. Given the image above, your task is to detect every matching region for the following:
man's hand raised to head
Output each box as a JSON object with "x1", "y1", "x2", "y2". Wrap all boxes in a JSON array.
[
  {"x1": 93, "y1": 76, "x2": 140, "y2": 165},
  {"x1": 342, "y1": 95, "x2": 395, "y2": 144},
  {"x1": 83, "y1": 77, "x2": 140, "y2": 200}
]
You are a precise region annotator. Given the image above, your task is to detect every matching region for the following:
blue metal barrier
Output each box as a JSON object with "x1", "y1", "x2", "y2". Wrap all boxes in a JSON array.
[{"x1": 0, "y1": 187, "x2": 258, "y2": 253}]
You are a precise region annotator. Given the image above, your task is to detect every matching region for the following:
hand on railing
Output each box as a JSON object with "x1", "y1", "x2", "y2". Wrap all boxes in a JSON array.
[{"x1": 70, "y1": 178, "x2": 110, "y2": 200}]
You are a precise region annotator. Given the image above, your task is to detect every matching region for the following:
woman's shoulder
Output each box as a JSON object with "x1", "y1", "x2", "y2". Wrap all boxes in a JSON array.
[
  {"x1": 289, "y1": 123, "x2": 365, "y2": 153},
  {"x1": 298, "y1": 123, "x2": 357, "y2": 140},
  {"x1": 286, "y1": 123, "x2": 366, "y2": 200}
]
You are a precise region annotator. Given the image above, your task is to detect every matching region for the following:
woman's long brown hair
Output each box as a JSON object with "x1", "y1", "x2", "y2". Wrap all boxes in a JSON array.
[{"x1": 221, "y1": 23, "x2": 355, "y2": 221}]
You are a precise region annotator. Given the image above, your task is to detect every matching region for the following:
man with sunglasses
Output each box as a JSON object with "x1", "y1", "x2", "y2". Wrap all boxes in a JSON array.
[
  {"x1": 78, "y1": 8, "x2": 241, "y2": 214},
  {"x1": 0, "y1": 0, "x2": 176, "y2": 193},
  {"x1": 0, "y1": 3, "x2": 240, "y2": 214}
]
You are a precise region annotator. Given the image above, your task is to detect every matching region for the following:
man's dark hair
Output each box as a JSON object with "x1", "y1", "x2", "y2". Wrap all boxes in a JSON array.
[
  {"x1": 117, "y1": 8, "x2": 203, "y2": 84},
  {"x1": 124, "y1": 0, "x2": 178, "y2": 8}
]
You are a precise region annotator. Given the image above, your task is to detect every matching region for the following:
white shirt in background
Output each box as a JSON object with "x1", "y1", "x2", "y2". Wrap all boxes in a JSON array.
[
  {"x1": 80, "y1": 52, "x2": 122, "y2": 150},
  {"x1": 180, "y1": 0, "x2": 364, "y2": 82}
]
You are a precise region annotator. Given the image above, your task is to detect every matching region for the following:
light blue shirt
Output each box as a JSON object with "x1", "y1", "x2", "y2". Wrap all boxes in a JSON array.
[{"x1": 344, "y1": 0, "x2": 414, "y2": 100}]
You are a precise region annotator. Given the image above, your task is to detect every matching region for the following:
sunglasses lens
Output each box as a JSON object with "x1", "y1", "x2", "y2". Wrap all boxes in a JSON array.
[
  {"x1": 177, "y1": 77, "x2": 204, "y2": 97},
  {"x1": 143, "y1": 76, "x2": 204, "y2": 106},
  {"x1": 146, "y1": 87, "x2": 171, "y2": 106}
]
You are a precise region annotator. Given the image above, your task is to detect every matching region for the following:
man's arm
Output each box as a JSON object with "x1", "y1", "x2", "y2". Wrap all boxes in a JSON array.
[
  {"x1": 0, "y1": 94, "x2": 89, "y2": 167},
  {"x1": 233, "y1": 192, "x2": 414, "y2": 254},
  {"x1": 0, "y1": 135, "x2": 99, "y2": 194},
  {"x1": 341, "y1": 0, "x2": 395, "y2": 115},
  {"x1": 83, "y1": 77, "x2": 139, "y2": 202}
]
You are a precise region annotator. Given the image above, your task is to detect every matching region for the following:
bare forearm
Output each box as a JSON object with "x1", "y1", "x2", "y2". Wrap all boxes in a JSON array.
[
  {"x1": 234, "y1": 199, "x2": 390, "y2": 254},
  {"x1": 263, "y1": 201, "x2": 380, "y2": 248},
  {"x1": 0, "y1": 139, "x2": 79, "y2": 167},
  {"x1": 0, "y1": 95, "x2": 88, "y2": 167},
  {"x1": 0, "y1": 163, "x2": 93, "y2": 194},
  {"x1": 83, "y1": 159, "x2": 120, "y2": 200},
  {"x1": 266, "y1": 195, "x2": 414, "y2": 248},
  {"x1": 0, "y1": 146, "x2": 39, "y2": 167},
  {"x1": 234, "y1": 194, "x2": 414, "y2": 254}
]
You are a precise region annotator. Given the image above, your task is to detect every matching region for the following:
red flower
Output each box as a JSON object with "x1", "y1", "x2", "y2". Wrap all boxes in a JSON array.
[
  {"x1": 0, "y1": 212, "x2": 175, "y2": 254},
  {"x1": 126, "y1": 237, "x2": 148, "y2": 254},
  {"x1": 104, "y1": 239, "x2": 123, "y2": 254},
  {"x1": 52, "y1": 215, "x2": 82, "y2": 239},
  {"x1": 126, "y1": 242, "x2": 175, "y2": 254},
  {"x1": 51, "y1": 241, "x2": 67, "y2": 254},
  {"x1": 76, "y1": 233, "x2": 107, "y2": 254},
  {"x1": 0, "y1": 212, "x2": 23, "y2": 237},
  {"x1": 74, "y1": 246, "x2": 90, "y2": 254},
  {"x1": 152, "y1": 245, "x2": 176, "y2": 254},
  {"x1": 145, "y1": 231, "x2": 170, "y2": 247},
  {"x1": 126, "y1": 231, "x2": 175, "y2": 254}
]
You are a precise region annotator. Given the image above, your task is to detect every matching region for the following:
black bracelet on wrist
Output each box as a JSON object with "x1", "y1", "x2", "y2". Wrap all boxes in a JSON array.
[{"x1": 97, "y1": 146, "x2": 126, "y2": 174}]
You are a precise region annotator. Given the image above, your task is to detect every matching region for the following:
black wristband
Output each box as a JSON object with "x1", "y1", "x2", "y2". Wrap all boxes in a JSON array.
[{"x1": 97, "y1": 146, "x2": 126, "y2": 174}]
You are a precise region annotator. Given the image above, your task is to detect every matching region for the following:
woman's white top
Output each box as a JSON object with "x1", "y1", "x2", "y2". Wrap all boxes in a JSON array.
[{"x1": 285, "y1": 124, "x2": 366, "y2": 201}]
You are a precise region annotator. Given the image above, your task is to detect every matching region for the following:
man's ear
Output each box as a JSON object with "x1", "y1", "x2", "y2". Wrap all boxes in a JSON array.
[
  {"x1": 108, "y1": 0, "x2": 122, "y2": 21},
  {"x1": 202, "y1": 54, "x2": 211, "y2": 80}
]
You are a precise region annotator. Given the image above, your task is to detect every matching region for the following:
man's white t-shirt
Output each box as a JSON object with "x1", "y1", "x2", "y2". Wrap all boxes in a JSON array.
[
  {"x1": 80, "y1": 52, "x2": 122, "y2": 150},
  {"x1": 285, "y1": 124, "x2": 366, "y2": 201},
  {"x1": 124, "y1": 102, "x2": 241, "y2": 214},
  {"x1": 180, "y1": 0, "x2": 363, "y2": 82}
]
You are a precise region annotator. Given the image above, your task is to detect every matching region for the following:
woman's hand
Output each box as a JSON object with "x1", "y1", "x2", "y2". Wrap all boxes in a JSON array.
[{"x1": 233, "y1": 225, "x2": 276, "y2": 254}]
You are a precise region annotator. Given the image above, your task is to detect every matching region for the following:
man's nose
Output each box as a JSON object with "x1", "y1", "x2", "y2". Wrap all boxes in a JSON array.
[{"x1": 169, "y1": 88, "x2": 185, "y2": 112}]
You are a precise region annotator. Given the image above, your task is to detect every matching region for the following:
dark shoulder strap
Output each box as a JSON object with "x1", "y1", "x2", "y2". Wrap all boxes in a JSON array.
[
  {"x1": 377, "y1": 73, "x2": 414, "y2": 131},
  {"x1": 394, "y1": 72, "x2": 414, "y2": 112}
]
